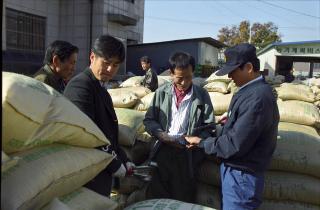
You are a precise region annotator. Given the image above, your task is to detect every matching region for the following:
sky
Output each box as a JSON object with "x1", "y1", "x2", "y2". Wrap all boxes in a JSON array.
[{"x1": 143, "y1": 0, "x2": 320, "y2": 43}]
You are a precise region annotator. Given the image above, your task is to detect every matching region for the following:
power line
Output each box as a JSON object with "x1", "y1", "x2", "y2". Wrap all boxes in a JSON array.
[
  {"x1": 257, "y1": 0, "x2": 320, "y2": 19},
  {"x1": 146, "y1": 15, "x2": 315, "y2": 30},
  {"x1": 145, "y1": 16, "x2": 226, "y2": 26}
]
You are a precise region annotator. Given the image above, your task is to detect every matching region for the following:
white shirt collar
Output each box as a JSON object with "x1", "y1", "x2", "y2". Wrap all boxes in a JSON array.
[{"x1": 238, "y1": 75, "x2": 263, "y2": 91}]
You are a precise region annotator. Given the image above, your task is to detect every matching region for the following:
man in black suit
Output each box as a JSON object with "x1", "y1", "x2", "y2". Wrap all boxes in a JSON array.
[{"x1": 64, "y1": 35, "x2": 134, "y2": 196}]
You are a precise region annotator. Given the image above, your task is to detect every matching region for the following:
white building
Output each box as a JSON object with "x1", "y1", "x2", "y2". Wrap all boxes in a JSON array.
[
  {"x1": 2, "y1": 0, "x2": 145, "y2": 75},
  {"x1": 257, "y1": 40, "x2": 320, "y2": 78}
]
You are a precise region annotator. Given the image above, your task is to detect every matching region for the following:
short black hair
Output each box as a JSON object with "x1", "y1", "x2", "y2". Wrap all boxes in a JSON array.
[
  {"x1": 239, "y1": 58, "x2": 260, "y2": 72},
  {"x1": 140, "y1": 56, "x2": 151, "y2": 63},
  {"x1": 92, "y1": 35, "x2": 125, "y2": 62},
  {"x1": 43, "y1": 40, "x2": 78, "y2": 65},
  {"x1": 168, "y1": 52, "x2": 195, "y2": 74}
]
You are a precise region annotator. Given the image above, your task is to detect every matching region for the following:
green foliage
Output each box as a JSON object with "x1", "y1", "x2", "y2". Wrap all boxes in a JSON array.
[{"x1": 218, "y1": 21, "x2": 281, "y2": 49}]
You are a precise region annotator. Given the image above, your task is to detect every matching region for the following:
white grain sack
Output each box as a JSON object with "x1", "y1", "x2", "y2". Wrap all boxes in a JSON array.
[
  {"x1": 1, "y1": 144, "x2": 113, "y2": 210},
  {"x1": 2, "y1": 72, "x2": 109, "y2": 154}
]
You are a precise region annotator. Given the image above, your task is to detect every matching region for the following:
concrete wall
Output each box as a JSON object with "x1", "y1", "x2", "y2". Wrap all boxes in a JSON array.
[
  {"x1": 258, "y1": 48, "x2": 277, "y2": 76},
  {"x1": 198, "y1": 42, "x2": 219, "y2": 66},
  {"x1": 126, "y1": 41, "x2": 199, "y2": 76}
]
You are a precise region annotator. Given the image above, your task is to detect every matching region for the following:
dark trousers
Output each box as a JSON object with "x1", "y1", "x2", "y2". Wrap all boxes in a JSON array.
[
  {"x1": 220, "y1": 163, "x2": 264, "y2": 210},
  {"x1": 84, "y1": 168, "x2": 112, "y2": 197},
  {"x1": 146, "y1": 144, "x2": 199, "y2": 203}
]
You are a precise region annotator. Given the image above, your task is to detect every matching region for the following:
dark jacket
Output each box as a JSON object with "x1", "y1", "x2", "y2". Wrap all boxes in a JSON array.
[
  {"x1": 141, "y1": 68, "x2": 158, "y2": 92},
  {"x1": 33, "y1": 64, "x2": 65, "y2": 93},
  {"x1": 64, "y1": 67, "x2": 129, "y2": 173},
  {"x1": 200, "y1": 78, "x2": 279, "y2": 173}
]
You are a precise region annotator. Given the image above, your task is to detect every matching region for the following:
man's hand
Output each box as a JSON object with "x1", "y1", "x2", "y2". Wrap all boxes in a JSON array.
[
  {"x1": 125, "y1": 161, "x2": 136, "y2": 176},
  {"x1": 185, "y1": 136, "x2": 202, "y2": 145},
  {"x1": 219, "y1": 112, "x2": 228, "y2": 125}
]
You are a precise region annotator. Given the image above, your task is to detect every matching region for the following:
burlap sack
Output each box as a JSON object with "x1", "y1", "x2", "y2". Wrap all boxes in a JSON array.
[
  {"x1": 108, "y1": 88, "x2": 139, "y2": 108},
  {"x1": 204, "y1": 81, "x2": 229, "y2": 93},
  {"x1": 311, "y1": 86, "x2": 320, "y2": 95},
  {"x1": 259, "y1": 199, "x2": 320, "y2": 210},
  {"x1": 196, "y1": 183, "x2": 221, "y2": 210},
  {"x1": 42, "y1": 188, "x2": 118, "y2": 210},
  {"x1": 2, "y1": 72, "x2": 109, "y2": 154},
  {"x1": 120, "y1": 76, "x2": 144, "y2": 87},
  {"x1": 113, "y1": 176, "x2": 144, "y2": 194},
  {"x1": 1, "y1": 151, "x2": 20, "y2": 173},
  {"x1": 227, "y1": 80, "x2": 238, "y2": 94},
  {"x1": 124, "y1": 199, "x2": 216, "y2": 210},
  {"x1": 115, "y1": 108, "x2": 145, "y2": 146},
  {"x1": 197, "y1": 160, "x2": 320, "y2": 205},
  {"x1": 158, "y1": 76, "x2": 172, "y2": 87},
  {"x1": 263, "y1": 171, "x2": 320, "y2": 205},
  {"x1": 277, "y1": 83, "x2": 315, "y2": 103},
  {"x1": 277, "y1": 100, "x2": 320, "y2": 128},
  {"x1": 265, "y1": 75, "x2": 285, "y2": 85},
  {"x1": 1, "y1": 144, "x2": 113, "y2": 210},
  {"x1": 308, "y1": 78, "x2": 320, "y2": 87},
  {"x1": 209, "y1": 92, "x2": 233, "y2": 115},
  {"x1": 134, "y1": 92, "x2": 155, "y2": 111},
  {"x1": 206, "y1": 73, "x2": 232, "y2": 84},
  {"x1": 136, "y1": 131, "x2": 154, "y2": 143},
  {"x1": 120, "y1": 140, "x2": 152, "y2": 165},
  {"x1": 270, "y1": 122, "x2": 320, "y2": 178},
  {"x1": 116, "y1": 87, "x2": 151, "y2": 98},
  {"x1": 195, "y1": 184, "x2": 320, "y2": 210}
]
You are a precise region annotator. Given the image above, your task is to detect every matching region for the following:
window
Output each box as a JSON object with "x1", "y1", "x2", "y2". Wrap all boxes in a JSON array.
[
  {"x1": 6, "y1": 8, "x2": 46, "y2": 52},
  {"x1": 125, "y1": 0, "x2": 135, "y2": 4}
]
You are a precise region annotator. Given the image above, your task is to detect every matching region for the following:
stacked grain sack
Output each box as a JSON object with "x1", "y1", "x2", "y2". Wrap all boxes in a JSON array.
[
  {"x1": 107, "y1": 76, "x2": 159, "y2": 208},
  {"x1": 2, "y1": 72, "x2": 118, "y2": 210},
  {"x1": 124, "y1": 199, "x2": 217, "y2": 210},
  {"x1": 308, "y1": 78, "x2": 320, "y2": 109},
  {"x1": 203, "y1": 72, "x2": 236, "y2": 124},
  {"x1": 196, "y1": 75, "x2": 320, "y2": 210}
]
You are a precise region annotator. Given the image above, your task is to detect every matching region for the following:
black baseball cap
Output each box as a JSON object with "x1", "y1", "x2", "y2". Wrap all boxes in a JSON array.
[{"x1": 216, "y1": 43, "x2": 258, "y2": 76}]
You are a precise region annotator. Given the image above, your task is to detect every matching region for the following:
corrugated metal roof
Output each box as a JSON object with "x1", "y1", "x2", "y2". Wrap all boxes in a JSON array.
[
  {"x1": 257, "y1": 40, "x2": 320, "y2": 55},
  {"x1": 128, "y1": 37, "x2": 227, "y2": 48}
]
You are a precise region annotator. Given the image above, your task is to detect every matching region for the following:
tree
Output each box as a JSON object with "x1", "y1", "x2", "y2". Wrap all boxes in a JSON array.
[{"x1": 217, "y1": 21, "x2": 281, "y2": 49}]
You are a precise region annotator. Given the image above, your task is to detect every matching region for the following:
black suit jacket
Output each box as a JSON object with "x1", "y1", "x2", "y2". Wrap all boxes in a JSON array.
[{"x1": 64, "y1": 67, "x2": 129, "y2": 173}]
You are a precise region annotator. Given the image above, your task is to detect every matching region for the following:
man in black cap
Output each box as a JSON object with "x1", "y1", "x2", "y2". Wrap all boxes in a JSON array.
[{"x1": 185, "y1": 43, "x2": 279, "y2": 210}]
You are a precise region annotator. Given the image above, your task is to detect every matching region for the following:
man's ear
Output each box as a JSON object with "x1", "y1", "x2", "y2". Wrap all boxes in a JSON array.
[
  {"x1": 52, "y1": 55, "x2": 60, "y2": 68},
  {"x1": 246, "y1": 62, "x2": 254, "y2": 74},
  {"x1": 89, "y1": 52, "x2": 95, "y2": 63}
]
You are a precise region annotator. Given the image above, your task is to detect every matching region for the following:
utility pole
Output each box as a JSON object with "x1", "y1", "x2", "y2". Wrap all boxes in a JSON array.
[{"x1": 249, "y1": 22, "x2": 252, "y2": 44}]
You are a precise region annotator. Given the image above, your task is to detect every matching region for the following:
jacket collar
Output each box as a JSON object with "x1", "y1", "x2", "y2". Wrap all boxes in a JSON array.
[
  {"x1": 44, "y1": 64, "x2": 62, "y2": 81},
  {"x1": 163, "y1": 82, "x2": 204, "y2": 106},
  {"x1": 236, "y1": 76, "x2": 266, "y2": 95},
  {"x1": 84, "y1": 67, "x2": 117, "y2": 120}
]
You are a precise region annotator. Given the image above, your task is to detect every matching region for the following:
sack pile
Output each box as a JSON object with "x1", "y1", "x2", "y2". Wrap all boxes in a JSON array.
[
  {"x1": 204, "y1": 72, "x2": 236, "y2": 116},
  {"x1": 2, "y1": 72, "x2": 116, "y2": 210}
]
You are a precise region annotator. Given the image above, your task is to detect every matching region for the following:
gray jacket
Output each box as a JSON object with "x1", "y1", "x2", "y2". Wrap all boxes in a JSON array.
[{"x1": 144, "y1": 82, "x2": 215, "y2": 138}]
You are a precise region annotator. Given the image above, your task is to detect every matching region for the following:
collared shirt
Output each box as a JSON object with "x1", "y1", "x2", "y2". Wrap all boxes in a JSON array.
[
  {"x1": 174, "y1": 84, "x2": 192, "y2": 109},
  {"x1": 168, "y1": 85, "x2": 193, "y2": 140},
  {"x1": 238, "y1": 75, "x2": 263, "y2": 91}
]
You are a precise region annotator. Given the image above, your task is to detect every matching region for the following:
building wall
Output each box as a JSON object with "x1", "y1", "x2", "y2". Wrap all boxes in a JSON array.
[
  {"x1": 258, "y1": 48, "x2": 277, "y2": 76},
  {"x1": 198, "y1": 42, "x2": 219, "y2": 66},
  {"x1": 126, "y1": 41, "x2": 199, "y2": 75},
  {"x1": 258, "y1": 43, "x2": 320, "y2": 77},
  {"x1": 2, "y1": 0, "x2": 144, "y2": 75}
]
